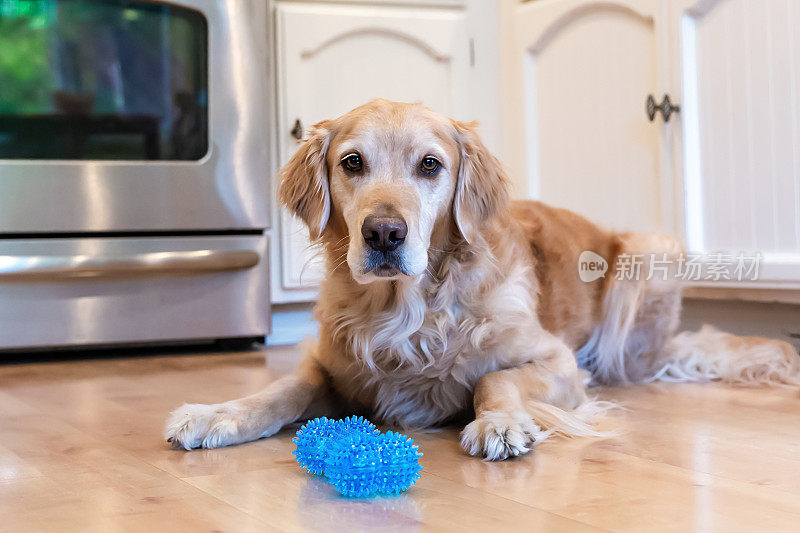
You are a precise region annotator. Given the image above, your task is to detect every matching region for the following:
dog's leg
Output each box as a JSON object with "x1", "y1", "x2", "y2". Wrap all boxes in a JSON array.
[
  {"x1": 460, "y1": 334, "x2": 607, "y2": 461},
  {"x1": 165, "y1": 354, "x2": 334, "y2": 450}
]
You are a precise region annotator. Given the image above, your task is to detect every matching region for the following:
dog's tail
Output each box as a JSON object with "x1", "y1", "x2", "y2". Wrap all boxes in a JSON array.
[
  {"x1": 577, "y1": 281, "x2": 800, "y2": 386},
  {"x1": 577, "y1": 274, "x2": 800, "y2": 387},
  {"x1": 576, "y1": 232, "x2": 800, "y2": 386},
  {"x1": 650, "y1": 325, "x2": 800, "y2": 386}
]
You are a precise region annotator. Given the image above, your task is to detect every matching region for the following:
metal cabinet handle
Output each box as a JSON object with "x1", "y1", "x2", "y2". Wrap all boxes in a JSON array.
[
  {"x1": 290, "y1": 119, "x2": 303, "y2": 140},
  {"x1": 647, "y1": 94, "x2": 680, "y2": 122},
  {"x1": 0, "y1": 249, "x2": 259, "y2": 281}
]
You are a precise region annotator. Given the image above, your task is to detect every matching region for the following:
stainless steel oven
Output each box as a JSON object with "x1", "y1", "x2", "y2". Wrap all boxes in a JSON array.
[{"x1": 0, "y1": 0, "x2": 271, "y2": 350}]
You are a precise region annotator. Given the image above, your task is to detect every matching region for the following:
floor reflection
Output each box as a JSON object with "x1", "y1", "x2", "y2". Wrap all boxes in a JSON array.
[
  {"x1": 297, "y1": 476, "x2": 422, "y2": 532},
  {"x1": 458, "y1": 436, "x2": 622, "y2": 508}
]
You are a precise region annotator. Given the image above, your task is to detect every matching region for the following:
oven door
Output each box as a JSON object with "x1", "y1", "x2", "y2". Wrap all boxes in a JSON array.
[{"x1": 0, "y1": 0, "x2": 270, "y2": 233}]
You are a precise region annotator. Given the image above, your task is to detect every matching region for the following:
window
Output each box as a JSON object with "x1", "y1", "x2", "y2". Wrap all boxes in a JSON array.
[{"x1": 0, "y1": 0, "x2": 208, "y2": 160}]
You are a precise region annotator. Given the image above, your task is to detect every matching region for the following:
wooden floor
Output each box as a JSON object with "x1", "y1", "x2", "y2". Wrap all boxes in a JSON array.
[{"x1": 2, "y1": 345, "x2": 800, "y2": 532}]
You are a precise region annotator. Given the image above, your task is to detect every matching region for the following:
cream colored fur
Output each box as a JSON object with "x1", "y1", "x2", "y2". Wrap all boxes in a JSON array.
[{"x1": 165, "y1": 100, "x2": 800, "y2": 461}]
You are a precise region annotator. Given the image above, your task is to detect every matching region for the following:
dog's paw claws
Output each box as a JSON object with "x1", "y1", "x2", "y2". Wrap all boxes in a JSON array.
[
  {"x1": 460, "y1": 411, "x2": 547, "y2": 461},
  {"x1": 164, "y1": 403, "x2": 241, "y2": 450}
]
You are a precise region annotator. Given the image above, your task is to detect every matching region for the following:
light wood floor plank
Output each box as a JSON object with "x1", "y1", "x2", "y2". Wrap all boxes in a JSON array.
[{"x1": 1, "y1": 346, "x2": 799, "y2": 532}]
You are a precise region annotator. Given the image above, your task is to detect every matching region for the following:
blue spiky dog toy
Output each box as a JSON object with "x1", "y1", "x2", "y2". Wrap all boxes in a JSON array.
[
  {"x1": 292, "y1": 417, "x2": 423, "y2": 497},
  {"x1": 292, "y1": 416, "x2": 378, "y2": 475},
  {"x1": 325, "y1": 431, "x2": 423, "y2": 497}
]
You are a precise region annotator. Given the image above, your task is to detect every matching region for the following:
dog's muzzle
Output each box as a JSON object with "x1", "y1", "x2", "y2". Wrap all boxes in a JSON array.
[{"x1": 361, "y1": 214, "x2": 408, "y2": 276}]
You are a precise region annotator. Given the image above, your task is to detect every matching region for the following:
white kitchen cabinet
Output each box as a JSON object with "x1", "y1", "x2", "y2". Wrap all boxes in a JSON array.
[
  {"x1": 271, "y1": 0, "x2": 800, "y2": 303},
  {"x1": 506, "y1": 0, "x2": 800, "y2": 289},
  {"x1": 671, "y1": 0, "x2": 800, "y2": 288},
  {"x1": 509, "y1": 0, "x2": 669, "y2": 234},
  {"x1": 271, "y1": 1, "x2": 476, "y2": 302}
]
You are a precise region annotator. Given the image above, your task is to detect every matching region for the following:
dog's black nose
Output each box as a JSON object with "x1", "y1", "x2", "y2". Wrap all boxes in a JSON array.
[{"x1": 361, "y1": 215, "x2": 407, "y2": 252}]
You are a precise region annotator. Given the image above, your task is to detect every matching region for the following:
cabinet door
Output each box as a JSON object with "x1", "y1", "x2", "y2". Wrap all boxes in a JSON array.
[
  {"x1": 671, "y1": 0, "x2": 800, "y2": 287},
  {"x1": 273, "y1": 3, "x2": 469, "y2": 301},
  {"x1": 513, "y1": 0, "x2": 668, "y2": 233}
]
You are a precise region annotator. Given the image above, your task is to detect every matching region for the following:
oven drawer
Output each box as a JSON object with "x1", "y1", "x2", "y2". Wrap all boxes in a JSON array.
[{"x1": 0, "y1": 235, "x2": 268, "y2": 350}]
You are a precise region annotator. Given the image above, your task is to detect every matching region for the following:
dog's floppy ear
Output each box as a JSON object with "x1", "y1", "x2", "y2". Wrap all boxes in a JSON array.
[
  {"x1": 278, "y1": 120, "x2": 333, "y2": 240},
  {"x1": 451, "y1": 120, "x2": 510, "y2": 244}
]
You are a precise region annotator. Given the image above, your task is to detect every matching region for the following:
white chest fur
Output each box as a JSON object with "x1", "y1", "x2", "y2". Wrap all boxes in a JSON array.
[{"x1": 325, "y1": 263, "x2": 538, "y2": 427}]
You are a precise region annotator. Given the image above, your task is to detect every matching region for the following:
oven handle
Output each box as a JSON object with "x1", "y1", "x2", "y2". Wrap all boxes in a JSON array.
[{"x1": 0, "y1": 249, "x2": 259, "y2": 281}]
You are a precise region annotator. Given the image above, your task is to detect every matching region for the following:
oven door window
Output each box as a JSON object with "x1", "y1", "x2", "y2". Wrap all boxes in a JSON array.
[{"x1": 0, "y1": 0, "x2": 208, "y2": 161}]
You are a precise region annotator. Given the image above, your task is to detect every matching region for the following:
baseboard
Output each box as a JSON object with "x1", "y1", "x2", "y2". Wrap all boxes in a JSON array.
[
  {"x1": 266, "y1": 302, "x2": 317, "y2": 347},
  {"x1": 681, "y1": 298, "x2": 800, "y2": 349}
]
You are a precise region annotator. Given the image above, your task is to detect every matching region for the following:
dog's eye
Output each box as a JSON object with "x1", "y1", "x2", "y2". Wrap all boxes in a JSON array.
[
  {"x1": 341, "y1": 153, "x2": 363, "y2": 174},
  {"x1": 419, "y1": 156, "x2": 440, "y2": 176}
]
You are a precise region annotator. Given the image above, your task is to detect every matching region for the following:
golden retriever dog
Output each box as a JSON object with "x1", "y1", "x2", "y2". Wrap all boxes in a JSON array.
[{"x1": 166, "y1": 99, "x2": 800, "y2": 460}]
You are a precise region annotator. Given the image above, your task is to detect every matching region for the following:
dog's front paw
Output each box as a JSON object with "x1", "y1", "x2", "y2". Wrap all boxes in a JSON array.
[
  {"x1": 165, "y1": 403, "x2": 245, "y2": 450},
  {"x1": 460, "y1": 411, "x2": 548, "y2": 461}
]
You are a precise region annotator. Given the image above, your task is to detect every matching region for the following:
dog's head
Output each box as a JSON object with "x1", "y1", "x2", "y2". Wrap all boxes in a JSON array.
[{"x1": 279, "y1": 99, "x2": 509, "y2": 284}]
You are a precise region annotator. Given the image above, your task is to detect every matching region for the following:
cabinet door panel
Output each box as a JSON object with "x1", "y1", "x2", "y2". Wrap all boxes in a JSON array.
[
  {"x1": 673, "y1": 0, "x2": 800, "y2": 285},
  {"x1": 274, "y1": 3, "x2": 468, "y2": 298},
  {"x1": 516, "y1": 0, "x2": 664, "y2": 232}
]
